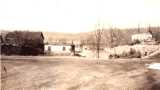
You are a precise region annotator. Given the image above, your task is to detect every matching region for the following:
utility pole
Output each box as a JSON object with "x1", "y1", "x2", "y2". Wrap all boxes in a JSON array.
[
  {"x1": 148, "y1": 24, "x2": 152, "y2": 34},
  {"x1": 138, "y1": 24, "x2": 140, "y2": 33}
]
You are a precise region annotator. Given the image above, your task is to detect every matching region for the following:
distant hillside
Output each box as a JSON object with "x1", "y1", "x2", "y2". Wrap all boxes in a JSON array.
[
  {"x1": 1, "y1": 26, "x2": 160, "y2": 44},
  {"x1": 43, "y1": 32, "x2": 91, "y2": 43}
]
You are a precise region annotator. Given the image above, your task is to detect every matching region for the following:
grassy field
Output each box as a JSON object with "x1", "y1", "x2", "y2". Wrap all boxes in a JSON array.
[{"x1": 1, "y1": 56, "x2": 160, "y2": 90}]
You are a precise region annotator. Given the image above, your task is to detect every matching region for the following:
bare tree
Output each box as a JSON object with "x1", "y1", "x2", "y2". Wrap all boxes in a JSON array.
[
  {"x1": 108, "y1": 27, "x2": 127, "y2": 47},
  {"x1": 105, "y1": 27, "x2": 124, "y2": 58},
  {"x1": 92, "y1": 23, "x2": 104, "y2": 58},
  {"x1": 108, "y1": 27, "x2": 120, "y2": 48},
  {"x1": 84, "y1": 23, "x2": 103, "y2": 58},
  {"x1": 95, "y1": 28, "x2": 103, "y2": 58}
]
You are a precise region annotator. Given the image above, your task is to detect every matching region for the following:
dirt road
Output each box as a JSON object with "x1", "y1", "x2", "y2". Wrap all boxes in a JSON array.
[{"x1": 1, "y1": 56, "x2": 160, "y2": 90}]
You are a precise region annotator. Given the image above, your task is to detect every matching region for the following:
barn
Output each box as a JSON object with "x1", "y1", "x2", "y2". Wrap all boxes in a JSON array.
[{"x1": 1, "y1": 31, "x2": 44, "y2": 55}]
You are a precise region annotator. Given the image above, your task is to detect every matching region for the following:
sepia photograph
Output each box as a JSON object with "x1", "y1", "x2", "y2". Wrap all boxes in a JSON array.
[{"x1": 0, "y1": 0, "x2": 160, "y2": 90}]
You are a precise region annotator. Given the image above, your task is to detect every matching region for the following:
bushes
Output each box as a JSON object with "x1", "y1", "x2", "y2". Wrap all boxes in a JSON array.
[
  {"x1": 119, "y1": 48, "x2": 141, "y2": 58},
  {"x1": 132, "y1": 40, "x2": 141, "y2": 45},
  {"x1": 128, "y1": 48, "x2": 141, "y2": 58},
  {"x1": 109, "y1": 48, "x2": 142, "y2": 59},
  {"x1": 109, "y1": 54, "x2": 120, "y2": 59}
]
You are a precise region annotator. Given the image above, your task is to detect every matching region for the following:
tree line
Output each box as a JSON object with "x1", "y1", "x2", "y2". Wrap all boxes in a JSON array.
[{"x1": 81, "y1": 26, "x2": 160, "y2": 58}]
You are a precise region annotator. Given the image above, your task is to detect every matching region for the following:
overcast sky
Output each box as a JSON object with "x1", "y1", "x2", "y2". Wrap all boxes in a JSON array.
[{"x1": 0, "y1": 0, "x2": 160, "y2": 33}]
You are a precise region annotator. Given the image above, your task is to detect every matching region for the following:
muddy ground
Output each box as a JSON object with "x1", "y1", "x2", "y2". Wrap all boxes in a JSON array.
[{"x1": 1, "y1": 56, "x2": 160, "y2": 90}]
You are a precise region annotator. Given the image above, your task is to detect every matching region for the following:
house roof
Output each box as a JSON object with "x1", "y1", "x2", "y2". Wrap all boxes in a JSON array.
[
  {"x1": 0, "y1": 31, "x2": 44, "y2": 45},
  {"x1": 5, "y1": 31, "x2": 44, "y2": 40},
  {"x1": 20, "y1": 31, "x2": 44, "y2": 40},
  {"x1": 132, "y1": 33, "x2": 152, "y2": 36},
  {"x1": 45, "y1": 42, "x2": 74, "y2": 46}
]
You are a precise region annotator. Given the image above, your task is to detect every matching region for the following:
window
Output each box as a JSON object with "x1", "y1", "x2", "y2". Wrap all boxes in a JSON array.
[
  {"x1": 62, "y1": 46, "x2": 66, "y2": 51},
  {"x1": 48, "y1": 46, "x2": 51, "y2": 51}
]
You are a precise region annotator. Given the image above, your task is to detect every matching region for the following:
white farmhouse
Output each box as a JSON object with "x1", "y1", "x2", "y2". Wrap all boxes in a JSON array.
[
  {"x1": 45, "y1": 43, "x2": 74, "y2": 55},
  {"x1": 132, "y1": 33, "x2": 153, "y2": 42}
]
